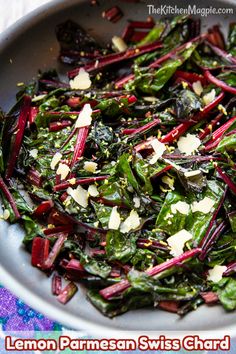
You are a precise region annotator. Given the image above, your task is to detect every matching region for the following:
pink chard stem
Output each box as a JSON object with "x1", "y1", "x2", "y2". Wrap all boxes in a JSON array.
[
  {"x1": 5, "y1": 95, "x2": 31, "y2": 180},
  {"x1": 99, "y1": 248, "x2": 201, "y2": 300}
]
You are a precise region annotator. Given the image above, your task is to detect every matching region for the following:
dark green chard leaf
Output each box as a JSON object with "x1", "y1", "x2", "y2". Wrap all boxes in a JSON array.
[
  {"x1": 39, "y1": 97, "x2": 60, "y2": 112},
  {"x1": 16, "y1": 81, "x2": 37, "y2": 101},
  {"x1": 216, "y1": 134, "x2": 236, "y2": 153},
  {"x1": 91, "y1": 201, "x2": 113, "y2": 227},
  {"x1": 128, "y1": 270, "x2": 200, "y2": 301},
  {"x1": 139, "y1": 21, "x2": 166, "y2": 45},
  {"x1": 227, "y1": 23, "x2": 236, "y2": 56},
  {"x1": 98, "y1": 179, "x2": 132, "y2": 207},
  {"x1": 177, "y1": 170, "x2": 207, "y2": 193},
  {"x1": 87, "y1": 289, "x2": 153, "y2": 318},
  {"x1": 11, "y1": 188, "x2": 33, "y2": 214},
  {"x1": 106, "y1": 230, "x2": 137, "y2": 263},
  {"x1": 62, "y1": 240, "x2": 82, "y2": 258},
  {"x1": 117, "y1": 153, "x2": 140, "y2": 192},
  {"x1": 228, "y1": 212, "x2": 236, "y2": 232},
  {"x1": 135, "y1": 16, "x2": 189, "y2": 65},
  {"x1": 22, "y1": 215, "x2": 44, "y2": 245},
  {"x1": 133, "y1": 155, "x2": 167, "y2": 194},
  {"x1": 156, "y1": 190, "x2": 189, "y2": 235},
  {"x1": 95, "y1": 97, "x2": 131, "y2": 118},
  {"x1": 207, "y1": 232, "x2": 236, "y2": 266},
  {"x1": 192, "y1": 49, "x2": 225, "y2": 69},
  {"x1": 80, "y1": 254, "x2": 111, "y2": 279},
  {"x1": 131, "y1": 249, "x2": 156, "y2": 271},
  {"x1": 89, "y1": 123, "x2": 114, "y2": 154},
  {"x1": 217, "y1": 71, "x2": 236, "y2": 87},
  {"x1": 216, "y1": 278, "x2": 236, "y2": 311},
  {"x1": 175, "y1": 89, "x2": 201, "y2": 119},
  {"x1": 127, "y1": 41, "x2": 199, "y2": 94},
  {"x1": 186, "y1": 180, "x2": 225, "y2": 244}
]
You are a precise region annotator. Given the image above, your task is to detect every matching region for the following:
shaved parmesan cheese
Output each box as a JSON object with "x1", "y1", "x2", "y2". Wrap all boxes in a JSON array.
[
  {"x1": 67, "y1": 185, "x2": 88, "y2": 208},
  {"x1": 143, "y1": 96, "x2": 159, "y2": 103},
  {"x1": 3, "y1": 209, "x2": 10, "y2": 220},
  {"x1": 68, "y1": 178, "x2": 76, "y2": 185},
  {"x1": 50, "y1": 152, "x2": 62, "y2": 169},
  {"x1": 167, "y1": 229, "x2": 192, "y2": 257},
  {"x1": 191, "y1": 197, "x2": 215, "y2": 214},
  {"x1": 112, "y1": 36, "x2": 128, "y2": 52},
  {"x1": 84, "y1": 161, "x2": 97, "y2": 173},
  {"x1": 56, "y1": 163, "x2": 70, "y2": 180},
  {"x1": 177, "y1": 133, "x2": 201, "y2": 155},
  {"x1": 69, "y1": 68, "x2": 91, "y2": 90},
  {"x1": 218, "y1": 104, "x2": 227, "y2": 115},
  {"x1": 149, "y1": 139, "x2": 166, "y2": 164},
  {"x1": 108, "y1": 206, "x2": 121, "y2": 230},
  {"x1": 88, "y1": 184, "x2": 99, "y2": 197},
  {"x1": 203, "y1": 89, "x2": 216, "y2": 106},
  {"x1": 207, "y1": 265, "x2": 227, "y2": 283},
  {"x1": 29, "y1": 149, "x2": 38, "y2": 159},
  {"x1": 120, "y1": 210, "x2": 140, "y2": 233},
  {"x1": 75, "y1": 104, "x2": 92, "y2": 128},
  {"x1": 32, "y1": 94, "x2": 47, "y2": 102},
  {"x1": 171, "y1": 201, "x2": 190, "y2": 215},
  {"x1": 192, "y1": 81, "x2": 203, "y2": 96},
  {"x1": 162, "y1": 175, "x2": 175, "y2": 190},
  {"x1": 184, "y1": 170, "x2": 201, "y2": 177},
  {"x1": 186, "y1": 42, "x2": 192, "y2": 49},
  {"x1": 133, "y1": 197, "x2": 141, "y2": 208}
]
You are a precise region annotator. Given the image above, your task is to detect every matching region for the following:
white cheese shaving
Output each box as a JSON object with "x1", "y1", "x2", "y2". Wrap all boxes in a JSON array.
[
  {"x1": 186, "y1": 42, "x2": 192, "y2": 49},
  {"x1": 88, "y1": 184, "x2": 99, "y2": 197},
  {"x1": 50, "y1": 152, "x2": 62, "y2": 170},
  {"x1": 207, "y1": 265, "x2": 227, "y2": 283},
  {"x1": 84, "y1": 161, "x2": 97, "y2": 173},
  {"x1": 143, "y1": 96, "x2": 159, "y2": 103},
  {"x1": 112, "y1": 36, "x2": 128, "y2": 52},
  {"x1": 192, "y1": 81, "x2": 203, "y2": 96},
  {"x1": 75, "y1": 103, "x2": 92, "y2": 128},
  {"x1": 133, "y1": 197, "x2": 141, "y2": 208},
  {"x1": 149, "y1": 138, "x2": 166, "y2": 164},
  {"x1": 56, "y1": 163, "x2": 70, "y2": 180},
  {"x1": 32, "y1": 94, "x2": 47, "y2": 102},
  {"x1": 171, "y1": 201, "x2": 190, "y2": 215},
  {"x1": 69, "y1": 68, "x2": 91, "y2": 90},
  {"x1": 167, "y1": 229, "x2": 193, "y2": 257},
  {"x1": 203, "y1": 89, "x2": 216, "y2": 106},
  {"x1": 191, "y1": 196, "x2": 215, "y2": 214},
  {"x1": 3, "y1": 209, "x2": 10, "y2": 220},
  {"x1": 29, "y1": 149, "x2": 38, "y2": 159},
  {"x1": 108, "y1": 206, "x2": 121, "y2": 230},
  {"x1": 68, "y1": 178, "x2": 76, "y2": 185},
  {"x1": 218, "y1": 104, "x2": 227, "y2": 115},
  {"x1": 67, "y1": 185, "x2": 88, "y2": 208},
  {"x1": 184, "y1": 170, "x2": 201, "y2": 177},
  {"x1": 162, "y1": 176, "x2": 175, "y2": 190},
  {"x1": 120, "y1": 210, "x2": 141, "y2": 233},
  {"x1": 177, "y1": 133, "x2": 201, "y2": 155}
]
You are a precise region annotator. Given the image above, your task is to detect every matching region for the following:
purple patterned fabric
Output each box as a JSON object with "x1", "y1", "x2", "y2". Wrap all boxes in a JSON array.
[{"x1": 0, "y1": 286, "x2": 61, "y2": 331}]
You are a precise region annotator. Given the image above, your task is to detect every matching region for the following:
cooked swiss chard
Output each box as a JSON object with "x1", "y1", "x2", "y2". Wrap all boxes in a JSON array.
[{"x1": 0, "y1": 14, "x2": 236, "y2": 317}]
